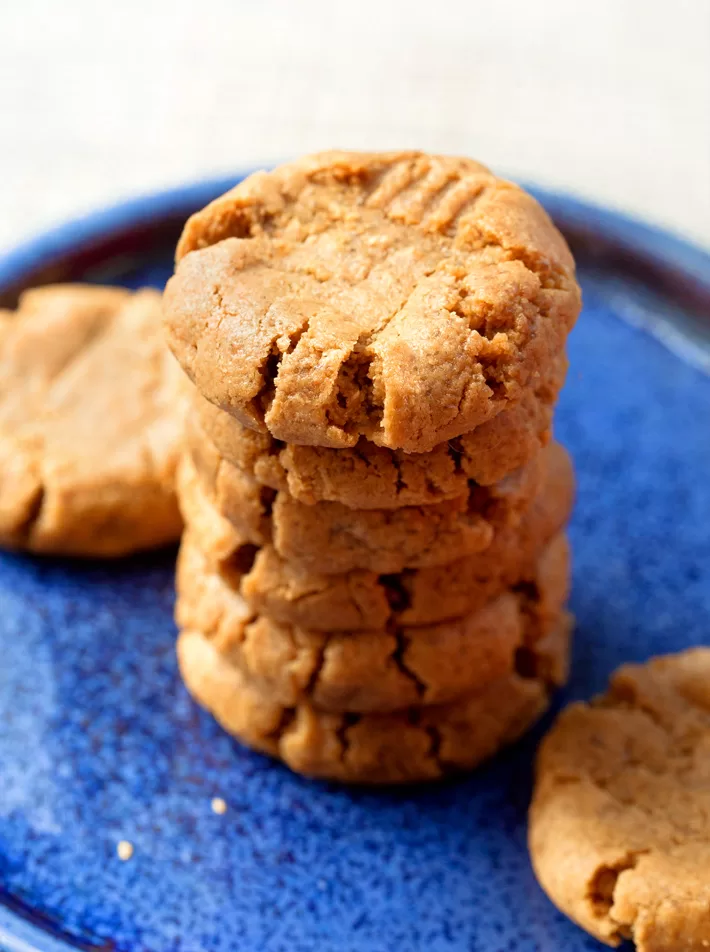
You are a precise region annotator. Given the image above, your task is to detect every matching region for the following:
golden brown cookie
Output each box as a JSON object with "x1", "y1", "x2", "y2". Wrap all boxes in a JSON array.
[
  {"x1": 176, "y1": 451, "x2": 245, "y2": 561},
  {"x1": 176, "y1": 527, "x2": 570, "y2": 713},
  {"x1": 0, "y1": 285, "x2": 184, "y2": 556},
  {"x1": 193, "y1": 349, "x2": 566, "y2": 507},
  {"x1": 165, "y1": 151, "x2": 580, "y2": 453},
  {"x1": 177, "y1": 439, "x2": 574, "y2": 630},
  {"x1": 529, "y1": 649, "x2": 710, "y2": 950},
  {"x1": 177, "y1": 615, "x2": 572, "y2": 784},
  {"x1": 0, "y1": 309, "x2": 12, "y2": 341},
  {"x1": 187, "y1": 436, "x2": 551, "y2": 575}
]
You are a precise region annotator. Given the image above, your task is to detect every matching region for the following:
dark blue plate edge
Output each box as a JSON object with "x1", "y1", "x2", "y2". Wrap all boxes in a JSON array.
[
  {"x1": 0, "y1": 907, "x2": 105, "y2": 952},
  {"x1": 0, "y1": 177, "x2": 240, "y2": 304},
  {"x1": 533, "y1": 187, "x2": 710, "y2": 291}
]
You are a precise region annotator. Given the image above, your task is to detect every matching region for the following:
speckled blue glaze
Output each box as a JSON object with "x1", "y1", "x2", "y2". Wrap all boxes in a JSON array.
[{"x1": 0, "y1": 187, "x2": 709, "y2": 952}]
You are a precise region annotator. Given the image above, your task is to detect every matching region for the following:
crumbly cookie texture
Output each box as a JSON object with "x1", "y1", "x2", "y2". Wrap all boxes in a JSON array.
[
  {"x1": 186, "y1": 434, "x2": 551, "y2": 576},
  {"x1": 176, "y1": 616, "x2": 571, "y2": 784},
  {"x1": 165, "y1": 151, "x2": 580, "y2": 453},
  {"x1": 0, "y1": 285, "x2": 185, "y2": 556},
  {"x1": 176, "y1": 453, "x2": 246, "y2": 563},
  {"x1": 529, "y1": 649, "x2": 710, "y2": 950},
  {"x1": 177, "y1": 440, "x2": 574, "y2": 630},
  {"x1": 176, "y1": 527, "x2": 570, "y2": 713},
  {"x1": 193, "y1": 349, "x2": 566, "y2": 507}
]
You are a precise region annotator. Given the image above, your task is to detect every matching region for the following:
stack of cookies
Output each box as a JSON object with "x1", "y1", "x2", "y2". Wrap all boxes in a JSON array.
[{"x1": 164, "y1": 151, "x2": 582, "y2": 784}]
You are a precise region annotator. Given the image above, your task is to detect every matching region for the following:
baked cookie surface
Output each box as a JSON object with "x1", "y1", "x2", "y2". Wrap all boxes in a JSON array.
[
  {"x1": 193, "y1": 348, "x2": 565, "y2": 507},
  {"x1": 165, "y1": 151, "x2": 580, "y2": 452},
  {"x1": 176, "y1": 440, "x2": 574, "y2": 630},
  {"x1": 0, "y1": 285, "x2": 184, "y2": 556},
  {"x1": 186, "y1": 433, "x2": 553, "y2": 575},
  {"x1": 177, "y1": 615, "x2": 571, "y2": 784},
  {"x1": 176, "y1": 528, "x2": 570, "y2": 713},
  {"x1": 529, "y1": 649, "x2": 710, "y2": 950}
]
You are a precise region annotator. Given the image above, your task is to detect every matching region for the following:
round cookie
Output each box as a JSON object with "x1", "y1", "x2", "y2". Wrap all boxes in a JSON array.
[
  {"x1": 186, "y1": 436, "x2": 550, "y2": 575},
  {"x1": 176, "y1": 616, "x2": 572, "y2": 784},
  {"x1": 165, "y1": 151, "x2": 580, "y2": 453},
  {"x1": 529, "y1": 649, "x2": 710, "y2": 950},
  {"x1": 176, "y1": 528, "x2": 570, "y2": 713},
  {"x1": 177, "y1": 440, "x2": 574, "y2": 630},
  {"x1": 192, "y1": 349, "x2": 566, "y2": 507},
  {"x1": 0, "y1": 285, "x2": 184, "y2": 556}
]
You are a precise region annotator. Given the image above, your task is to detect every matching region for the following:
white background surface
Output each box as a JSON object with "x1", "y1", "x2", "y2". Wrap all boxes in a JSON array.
[{"x1": 1, "y1": 0, "x2": 709, "y2": 254}]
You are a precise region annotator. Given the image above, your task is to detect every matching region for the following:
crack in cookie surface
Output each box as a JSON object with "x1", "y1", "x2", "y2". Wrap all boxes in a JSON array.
[
  {"x1": 176, "y1": 625, "x2": 563, "y2": 784},
  {"x1": 175, "y1": 525, "x2": 570, "y2": 715},
  {"x1": 166, "y1": 151, "x2": 580, "y2": 452},
  {"x1": 530, "y1": 649, "x2": 710, "y2": 950},
  {"x1": 192, "y1": 352, "x2": 566, "y2": 510},
  {"x1": 177, "y1": 443, "x2": 574, "y2": 631},
  {"x1": 188, "y1": 439, "x2": 551, "y2": 576}
]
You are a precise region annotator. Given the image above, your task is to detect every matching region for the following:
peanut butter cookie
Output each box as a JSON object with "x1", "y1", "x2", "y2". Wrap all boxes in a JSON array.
[
  {"x1": 192, "y1": 349, "x2": 565, "y2": 507},
  {"x1": 0, "y1": 285, "x2": 184, "y2": 556},
  {"x1": 164, "y1": 151, "x2": 580, "y2": 453},
  {"x1": 176, "y1": 615, "x2": 572, "y2": 784},
  {"x1": 176, "y1": 451, "x2": 245, "y2": 561},
  {"x1": 177, "y1": 441, "x2": 574, "y2": 630},
  {"x1": 187, "y1": 437, "x2": 551, "y2": 575},
  {"x1": 529, "y1": 649, "x2": 710, "y2": 950},
  {"x1": 176, "y1": 528, "x2": 570, "y2": 713}
]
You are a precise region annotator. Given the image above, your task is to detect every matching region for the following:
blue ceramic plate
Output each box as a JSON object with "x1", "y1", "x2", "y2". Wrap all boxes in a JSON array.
[{"x1": 1, "y1": 178, "x2": 709, "y2": 952}]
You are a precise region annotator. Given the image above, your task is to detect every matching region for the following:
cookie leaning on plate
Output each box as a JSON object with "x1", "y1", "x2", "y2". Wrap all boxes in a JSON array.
[
  {"x1": 164, "y1": 151, "x2": 581, "y2": 453},
  {"x1": 529, "y1": 649, "x2": 710, "y2": 950},
  {"x1": 0, "y1": 285, "x2": 185, "y2": 556}
]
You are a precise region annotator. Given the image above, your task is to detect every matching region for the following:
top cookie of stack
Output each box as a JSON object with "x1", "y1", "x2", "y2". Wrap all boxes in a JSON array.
[
  {"x1": 165, "y1": 150, "x2": 580, "y2": 458},
  {"x1": 165, "y1": 151, "x2": 581, "y2": 783}
]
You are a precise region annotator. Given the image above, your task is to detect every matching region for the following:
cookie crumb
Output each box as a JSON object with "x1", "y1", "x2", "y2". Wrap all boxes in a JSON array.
[
  {"x1": 211, "y1": 797, "x2": 227, "y2": 815},
  {"x1": 116, "y1": 840, "x2": 134, "y2": 861}
]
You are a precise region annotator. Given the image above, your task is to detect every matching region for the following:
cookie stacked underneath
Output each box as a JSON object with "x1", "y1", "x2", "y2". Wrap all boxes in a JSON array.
[{"x1": 164, "y1": 151, "x2": 582, "y2": 783}]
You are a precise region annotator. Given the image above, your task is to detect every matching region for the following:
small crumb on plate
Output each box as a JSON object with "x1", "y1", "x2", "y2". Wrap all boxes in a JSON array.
[{"x1": 117, "y1": 840, "x2": 134, "y2": 861}]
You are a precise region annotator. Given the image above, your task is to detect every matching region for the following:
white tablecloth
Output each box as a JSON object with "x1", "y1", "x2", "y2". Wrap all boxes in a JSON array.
[{"x1": 1, "y1": 0, "x2": 708, "y2": 254}]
